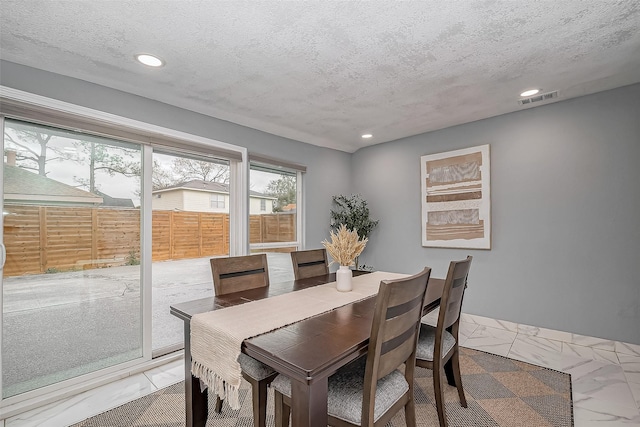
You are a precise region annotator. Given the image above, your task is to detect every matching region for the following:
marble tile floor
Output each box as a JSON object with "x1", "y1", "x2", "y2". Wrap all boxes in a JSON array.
[{"x1": 3, "y1": 314, "x2": 640, "y2": 427}]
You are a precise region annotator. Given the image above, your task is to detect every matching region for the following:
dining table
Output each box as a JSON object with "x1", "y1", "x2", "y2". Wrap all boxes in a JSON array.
[{"x1": 170, "y1": 271, "x2": 445, "y2": 427}]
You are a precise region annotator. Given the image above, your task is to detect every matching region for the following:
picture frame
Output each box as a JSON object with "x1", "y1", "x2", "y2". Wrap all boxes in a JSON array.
[{"x1": 420, "y1": 144, "x2": 491, "y2": 249}]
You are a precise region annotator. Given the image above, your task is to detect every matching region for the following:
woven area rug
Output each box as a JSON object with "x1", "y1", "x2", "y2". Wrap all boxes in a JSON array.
[{"x1": 72, "y1": 348, "x2": 573, "y2": 427}]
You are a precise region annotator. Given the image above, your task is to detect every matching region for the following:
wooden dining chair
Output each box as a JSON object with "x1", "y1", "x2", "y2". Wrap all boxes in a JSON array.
[
  {"x1": 415, "y1": 256, "x2": 472, "y2": 427},
  {"x1": 290, "y1": 248, "x2": 329, "y2": 280},
  {"x1": 272, "y1": 267, "x2": 432, "y2": 427},
  {"x1": 209, "y1": 254, "x2": 277, "y2": 427},
  {"x1": 210, "y1": 253, "x2": 271, "y2": 295}
]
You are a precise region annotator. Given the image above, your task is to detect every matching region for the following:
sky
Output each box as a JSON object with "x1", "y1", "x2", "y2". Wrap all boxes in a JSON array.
[{"x1": 4, "y1": 122, "x2": 283, "y2": 207}]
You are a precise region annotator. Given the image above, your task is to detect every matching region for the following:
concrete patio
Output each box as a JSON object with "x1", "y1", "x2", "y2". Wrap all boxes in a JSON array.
[{"x1": 2, "y1": 252, "x2": 294, "y2": 398}]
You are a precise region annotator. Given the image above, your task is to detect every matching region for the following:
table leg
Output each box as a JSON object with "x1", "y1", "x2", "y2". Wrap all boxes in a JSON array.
[
  {"x1": 183, "y1": 321, "x2": 209, "y2": 427},
  {"x1": 291, "y1": 377, "x2": 328, "y2": 427}
]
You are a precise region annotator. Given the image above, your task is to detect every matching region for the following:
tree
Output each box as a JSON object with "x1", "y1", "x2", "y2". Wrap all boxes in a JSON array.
[
  {"x1": 265, "y1": 175, "x2": 296, "y2": 212},
  {"x1": 151, "y1": 160, "x2": 176, "y2": 190},
  {"x1": 3, "y1": 125, "x2": 66, "y2": 176},
  {"x1": 72, "y1": 141, "x2": 141, "y2": 193},
  {"x1": 150, "y1": 158, "x2": 229, "y2": 191},
  {"x1": 171, "y1": 158, "x2": 229, "y2": 184}
]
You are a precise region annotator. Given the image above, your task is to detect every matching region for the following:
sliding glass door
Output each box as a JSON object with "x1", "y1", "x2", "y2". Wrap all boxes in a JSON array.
[
  {"x1": 151, "y1": 151, "x2": 230, "y2": 355},
  {"x1": 1, "y1": 119, "x2": 143, "y2": 398},
  {"x1": 0, "y1": 91, "x2": 266, "y2": 408}
]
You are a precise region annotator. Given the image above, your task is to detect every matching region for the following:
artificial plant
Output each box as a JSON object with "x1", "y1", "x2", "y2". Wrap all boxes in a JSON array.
[{"x1": 329, "y1": 194, "x2": 379, "y2": 270}]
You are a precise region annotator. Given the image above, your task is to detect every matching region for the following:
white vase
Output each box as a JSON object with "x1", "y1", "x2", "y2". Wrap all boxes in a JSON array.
[{"x1": 336, "y1": 265, "x2": 353, "y2": 292}]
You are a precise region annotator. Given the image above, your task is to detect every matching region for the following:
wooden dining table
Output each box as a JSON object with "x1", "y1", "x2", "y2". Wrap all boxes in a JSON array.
[{"x1": 170, "y1": 271, "x2": 445, "y2": 427}]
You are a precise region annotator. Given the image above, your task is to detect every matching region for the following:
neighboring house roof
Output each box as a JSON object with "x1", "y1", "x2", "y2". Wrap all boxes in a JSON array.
[
  {"x1": 3, "y1": 164, "x2": 103, "y2": 205},
  {"x1": 94, "y1": 190, "x2": 135, "y2": 208},
  {"x1": 250, "y1": 190, "x2": 277, "y2": 199},
  {"x1": 156, "y1": 179, "x2": 228, "y2": 193},
  {"x1": 153, "y1": 179, "x2": 276, "y2": 199},
  {"x1": 250, "y1": 190, "x2": 276, "y2": 199}
]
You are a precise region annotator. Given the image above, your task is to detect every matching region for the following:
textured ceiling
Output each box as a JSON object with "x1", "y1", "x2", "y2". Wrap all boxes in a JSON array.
[{"x1": 1, "y1": 1, "x2": 639, "y2": 153}]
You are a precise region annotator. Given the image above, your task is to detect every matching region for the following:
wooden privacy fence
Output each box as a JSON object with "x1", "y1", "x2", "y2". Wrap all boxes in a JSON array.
[
  {"x1": 2, "y1": 205, "x2": 296, "y2": 276},
  {"x1": 151, "y1": 210, "x2": 229, "y2": 262}
]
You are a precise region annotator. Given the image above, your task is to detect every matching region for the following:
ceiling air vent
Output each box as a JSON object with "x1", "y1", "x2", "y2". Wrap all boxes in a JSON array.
[{"x1": 518, "y1": 90, "x2": 558, "y2": 105}]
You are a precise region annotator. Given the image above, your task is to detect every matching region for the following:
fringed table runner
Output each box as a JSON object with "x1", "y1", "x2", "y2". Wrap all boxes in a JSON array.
[{"x1": 190, "y1": 271, "x2": 407, "y2": 409}]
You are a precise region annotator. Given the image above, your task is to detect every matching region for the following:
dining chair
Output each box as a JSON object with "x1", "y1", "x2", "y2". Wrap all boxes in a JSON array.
[
  {"x1": 209, "y1": 254, "x2": 277, "y2": 427},
  {"x1": 272, "y1": 267, "x2": 432, "y2": 427},
  {"x1": 210, "y1": 253, "x2": 271, "y2": 295},
  {"x1": 415, "y1": 256, "x2": 472, "y2": 427},
  {"x1": 290, "y1": 248, "x2": 329, "y2": 280}
]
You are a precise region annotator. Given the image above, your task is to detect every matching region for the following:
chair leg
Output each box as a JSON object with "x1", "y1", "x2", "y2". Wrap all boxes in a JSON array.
[
  {"x1": 274, "y1": 390, "x2": 291, "y2": 427},
  {"x1": 433, "y1": 367, "x2": 448, "y2": 427},
  {"x1": 450, "y1": 349, "x2": 467, "y2": 408},
  {"x1": 404, "y1": 395, "x2": 417, "y2": 427},
  {"x1": 214, "y1": 395, "x2": 223, "y2": 413},
  {"x1": 444, "y1": 357, "x2": 456, "y2": 386}
]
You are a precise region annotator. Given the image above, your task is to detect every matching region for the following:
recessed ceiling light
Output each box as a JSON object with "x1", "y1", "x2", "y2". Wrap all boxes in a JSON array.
[
  {"x1": 520, "y1": 89, "x2": 540, "y2": 97},
  {"x1": 135, "y1": 54, "x2": 164, "y2": 67},
  {"x1": 361, "y1": 134, "x2": 373, "y2": 139}
]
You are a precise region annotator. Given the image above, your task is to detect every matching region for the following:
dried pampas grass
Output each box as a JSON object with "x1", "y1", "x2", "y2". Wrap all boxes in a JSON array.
[{"x1": 322, "y1": 224, "x2": 368, "y2": 266}]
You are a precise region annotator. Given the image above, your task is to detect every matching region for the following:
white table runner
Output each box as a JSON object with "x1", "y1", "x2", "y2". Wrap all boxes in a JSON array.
[{"x1": 190, "y1": 271, "x2": 407, "y2": 409}]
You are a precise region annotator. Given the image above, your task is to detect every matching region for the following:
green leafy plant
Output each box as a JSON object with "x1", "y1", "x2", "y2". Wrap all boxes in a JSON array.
[
  {"x1": 266, "y1": 174, "x2": 296, "y2": 212},
  {"x1": 329, "y1": 194, "x2": 379, "y2": 270},
  {"x1": 125, "y1": 250, "x2": 140, "y2": 266}
]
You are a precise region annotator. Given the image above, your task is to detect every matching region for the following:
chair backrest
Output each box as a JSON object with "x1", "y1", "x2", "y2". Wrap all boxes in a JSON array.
[
  {"x1": 361, "y1": 267, "x2": 431, "y2": 425},
  {"x1": 290, "y1": 249, "x2": 329, "y2": 280},
  {"x1": 210, "y1": 254, "x2": 270, "y2": 296},
  {"x1": 437, "y1": 256, "x2": 472, "y2": 331}
]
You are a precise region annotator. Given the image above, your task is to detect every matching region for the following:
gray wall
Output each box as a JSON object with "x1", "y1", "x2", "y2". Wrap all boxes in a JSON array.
[
  {"x1": 0, "y1": 60, "x2": 351, "y2": 249},
  {"x1": 3, "y1": 61, "x2": 638, "y2": 344},
  {"x1": 352, "y1": 83, "x2": 640, "y2": 345}
]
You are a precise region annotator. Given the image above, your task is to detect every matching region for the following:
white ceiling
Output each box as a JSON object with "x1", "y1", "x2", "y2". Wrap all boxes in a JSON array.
[{"x1": 1, "y1": 1, "x2": 639, "y2": 153}]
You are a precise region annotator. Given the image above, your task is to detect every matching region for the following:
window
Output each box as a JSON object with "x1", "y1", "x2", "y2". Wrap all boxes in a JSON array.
[
  {"x1": 210, "y1": 194, "x2": 225, "y2": 209},
  {"x1": 249, "y1": 162, "x2": 302, "y2": 253}
]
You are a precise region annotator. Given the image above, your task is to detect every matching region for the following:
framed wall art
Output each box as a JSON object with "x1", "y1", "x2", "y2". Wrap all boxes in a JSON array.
[{"x1": 420, "y1": 144, "x2": 491, "y2": 249}]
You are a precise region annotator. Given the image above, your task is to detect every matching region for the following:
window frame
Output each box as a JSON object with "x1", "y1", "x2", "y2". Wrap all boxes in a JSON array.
[{"x1": 210, "y1": 193, "x2": 226, "y2": 209}]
